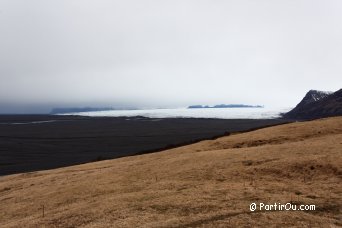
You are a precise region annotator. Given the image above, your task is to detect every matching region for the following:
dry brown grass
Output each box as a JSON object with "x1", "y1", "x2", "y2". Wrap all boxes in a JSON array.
[{"x1": 0, "y1": 117, "x2": 341, "y2": 227}]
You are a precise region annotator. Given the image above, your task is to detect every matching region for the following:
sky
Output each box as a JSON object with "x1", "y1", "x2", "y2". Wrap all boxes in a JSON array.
[{"x1": 0, "y1": 0, "x2": 341, "y2": 113}]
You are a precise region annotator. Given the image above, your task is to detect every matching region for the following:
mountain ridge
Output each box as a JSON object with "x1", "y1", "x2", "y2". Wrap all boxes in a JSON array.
[{"x1": 283, "y1": 89, "x2": 342, "y2": 119}]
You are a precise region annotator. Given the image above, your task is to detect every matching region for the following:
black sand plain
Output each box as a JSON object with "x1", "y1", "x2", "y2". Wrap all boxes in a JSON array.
[{"x1": 0, "y1": 115, "x2": 288, "y2": 175}]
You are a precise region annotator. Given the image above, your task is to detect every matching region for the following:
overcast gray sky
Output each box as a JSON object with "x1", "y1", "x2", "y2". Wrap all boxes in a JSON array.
[{"x1": 0, "y1": 0, "x2": 341, "y2": 112}]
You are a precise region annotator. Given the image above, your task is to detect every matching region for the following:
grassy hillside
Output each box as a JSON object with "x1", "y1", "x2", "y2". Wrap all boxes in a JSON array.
[{"x1": 0, "y1": 117, "x2": 341, "y2": 227}]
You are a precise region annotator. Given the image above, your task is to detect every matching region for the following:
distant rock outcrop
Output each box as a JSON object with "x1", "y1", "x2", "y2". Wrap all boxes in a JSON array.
[
  {"x1": 283, "y1": 89, "x2": 342, "y2": 119},
  {"x1": 188, "y1": 104, "x2": 263, "y2": 109}
]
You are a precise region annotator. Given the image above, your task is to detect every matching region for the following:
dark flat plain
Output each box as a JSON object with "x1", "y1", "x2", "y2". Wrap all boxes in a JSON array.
[{"x1": 0, "y1": 115, "x2": 288, "y2": 176}]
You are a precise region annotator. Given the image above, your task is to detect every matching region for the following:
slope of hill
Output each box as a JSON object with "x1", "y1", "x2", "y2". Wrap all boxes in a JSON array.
[
  {"x1": 0, "y1": 117, "x2": 341, "y2": 227},
  {"x1": 284, "y1": 89, "x2": 342, "y2": 119}
]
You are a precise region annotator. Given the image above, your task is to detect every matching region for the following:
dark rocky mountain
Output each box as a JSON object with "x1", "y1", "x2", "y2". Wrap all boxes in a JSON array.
[{"x1": 283, "y1": 89, "x2": 342, "y2": 120}]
